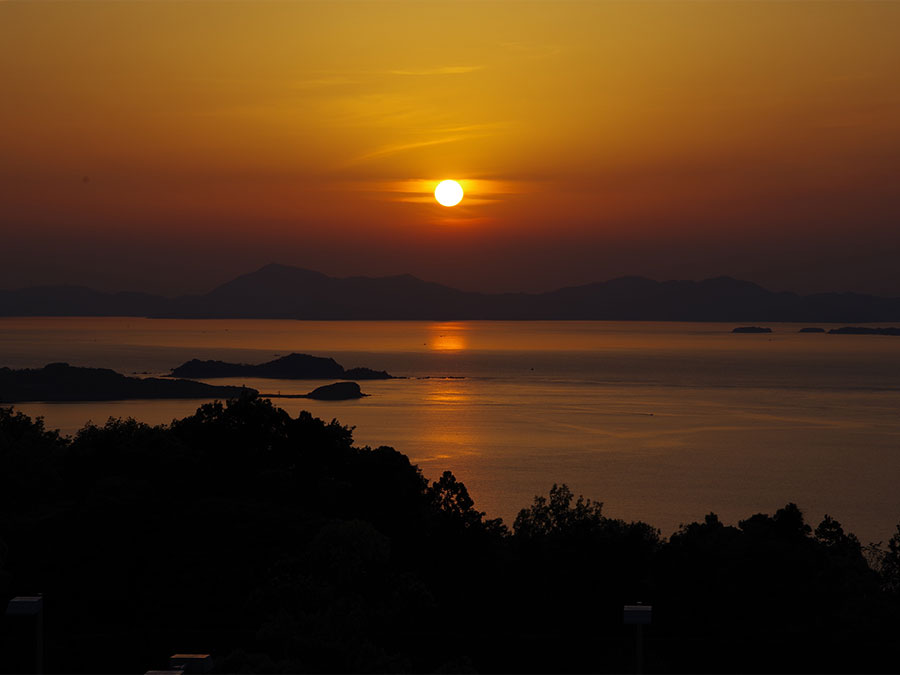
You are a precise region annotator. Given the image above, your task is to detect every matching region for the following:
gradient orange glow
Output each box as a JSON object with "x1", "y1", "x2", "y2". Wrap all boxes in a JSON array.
[
  {"x1": 428, "y1": 323, "x2": 468, "y2": 352},
  {"x1": 2, "y1": 1, "x2": 900, "y2": 294}
]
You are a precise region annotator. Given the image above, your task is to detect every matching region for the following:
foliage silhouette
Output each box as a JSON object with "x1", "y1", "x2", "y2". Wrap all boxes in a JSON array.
[
  {"x1": 1, "y1": 396, "x2": 899, "y2": 673},
  {"x1": 0, "y1": 407, "x2": 64, "y2": 511}
]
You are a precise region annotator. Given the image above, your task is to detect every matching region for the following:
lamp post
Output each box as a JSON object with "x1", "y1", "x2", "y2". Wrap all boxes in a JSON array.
[
  {"x1": 623, "y1": 603, "x2": 651, "y2": 674},
  {"x1": 6, "y1": 595, "x2": 44, "y2": 674}
]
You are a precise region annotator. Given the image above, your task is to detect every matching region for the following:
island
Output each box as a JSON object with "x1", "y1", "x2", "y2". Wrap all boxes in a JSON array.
[
  {"x1": 799, "y1": 327, "x2": 826, "y2": 333},
  {"x1": 0, "y1": 363, "x2": 255, "y2": 403},
  {"x1": 264, "y1": 382, "x2": 367, "y2": 401},
  {"x1": 732, "y1": 326, "x2": 773, "y2": 333},
  {"x1": 170, "y1": 353, "x2": 393, "y2": 380}
]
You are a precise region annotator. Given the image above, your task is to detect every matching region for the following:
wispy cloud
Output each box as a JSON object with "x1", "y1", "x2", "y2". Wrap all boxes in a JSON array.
[
  {"x1": 341, "y1": 120, "x2": 508, "y2": 166},
  {"x1": 367, "y1": 178, "x2": 529, "y2": 207},
  {"x1": 292, "y1": 75, "x2": 363, "y2": 90},
  {"x1": 387, "y1": 65, "x2": 484, "y2": 76},
  {"x1": 498, "y1": 41, "x2": 566, "y2": 59},
  {"x1": 286, "y1": 65, "x2": 483, "y2": 90},
  {"x1": 345, "y1": 134, "x2": 482, "y2": 166}
]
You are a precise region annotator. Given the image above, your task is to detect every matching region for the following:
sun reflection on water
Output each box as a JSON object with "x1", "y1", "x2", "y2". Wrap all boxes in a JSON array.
[
  {"x1": 413, "y1": 377, "x2": 481, "y2": 470},
  {"x1": 425, "y1": 379, "x2": 468, "y2": 405},
  {"x1": 427, "y1": 322, "x2": 468, "y2": 351}
]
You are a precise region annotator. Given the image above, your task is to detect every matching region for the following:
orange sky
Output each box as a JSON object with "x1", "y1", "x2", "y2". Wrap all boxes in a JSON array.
[{"x1": 2, "y1": 1, "x2": 900, "y2": 295}]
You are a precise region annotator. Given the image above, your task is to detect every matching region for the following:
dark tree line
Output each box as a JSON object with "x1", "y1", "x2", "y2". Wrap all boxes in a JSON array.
[{"x1": 1, "y1": 396, "x2": 899, "y2": 673}]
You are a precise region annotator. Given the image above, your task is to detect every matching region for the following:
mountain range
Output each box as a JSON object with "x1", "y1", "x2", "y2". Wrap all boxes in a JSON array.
[{"x1": 2, "y1": 263, "x2": 899, "y2": 322}]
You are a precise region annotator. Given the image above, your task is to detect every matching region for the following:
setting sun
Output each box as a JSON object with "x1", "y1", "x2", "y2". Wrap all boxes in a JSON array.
[{"x1": 434, "y1": 180, "x2": 464, "y2": 207}]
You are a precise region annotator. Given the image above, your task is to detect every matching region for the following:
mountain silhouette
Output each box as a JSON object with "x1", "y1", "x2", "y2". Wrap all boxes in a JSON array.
[{"x1": 2, "y1": 263, "x2": 899, "y2": 321}]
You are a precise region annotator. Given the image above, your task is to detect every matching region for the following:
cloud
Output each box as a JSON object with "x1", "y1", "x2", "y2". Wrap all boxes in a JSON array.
[
  {"x1": 340, "y1": 119, "x2": 510, "y2": 166},
  {"x1": 292, "y1": 75, "x2": 363, "y2": 90},
  {"x1": 345, "y1": 134, "x2": 482, "y2": 165},
  {"x1": 365, "y1": 178, "x2": 529, "y2": 207},
  {"x1": 387, "y1": 65, "x2": 484, "y2": 76}
]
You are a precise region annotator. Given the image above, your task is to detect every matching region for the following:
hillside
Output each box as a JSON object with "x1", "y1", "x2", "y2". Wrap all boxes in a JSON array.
[{"x1": 2, "y1": 264, "x2": 899, "y2": 321}]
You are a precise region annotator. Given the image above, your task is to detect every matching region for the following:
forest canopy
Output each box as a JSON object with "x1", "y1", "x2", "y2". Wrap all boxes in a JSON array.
[{"x1": 1, "y1": 395, "x2": 899, "y2": 673}]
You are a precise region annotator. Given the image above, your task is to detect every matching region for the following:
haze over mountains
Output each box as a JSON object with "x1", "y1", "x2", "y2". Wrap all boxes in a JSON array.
[{"x1": 2, "y1": 263, "x2": 899, "y2": 322}]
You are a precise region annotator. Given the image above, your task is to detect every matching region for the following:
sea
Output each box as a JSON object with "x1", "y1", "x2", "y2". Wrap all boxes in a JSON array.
[{"x1": 2, "y1": 317, "x2": 899, "y2": 544}]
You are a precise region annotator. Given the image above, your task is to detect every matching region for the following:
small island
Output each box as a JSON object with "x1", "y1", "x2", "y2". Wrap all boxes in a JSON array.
[
  {"x1": 799, "y1": 327, "x2": 826, "y2": 333},
  {"x1": 732, "y1": 326, "x2": 773, "y2": 334},
  {"x1": 0, "y1": 363, "x2": 254, "y2": 403},
  {"x1": 170, "y1": 353, "x2": 393, "y2": 380},
  {"x1": 264, "y1": 381, "x2": 367, "y2": 401}
]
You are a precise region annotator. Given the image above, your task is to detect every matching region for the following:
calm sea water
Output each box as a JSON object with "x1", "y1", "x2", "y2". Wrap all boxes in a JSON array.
[{"x1": 3, "y1": 317, "x2": 900, "y2": 543}]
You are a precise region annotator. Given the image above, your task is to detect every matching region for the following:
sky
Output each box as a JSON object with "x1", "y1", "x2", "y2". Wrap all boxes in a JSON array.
[{"x1": 2, "y1": 0, "x2": 900, "y2": 296}]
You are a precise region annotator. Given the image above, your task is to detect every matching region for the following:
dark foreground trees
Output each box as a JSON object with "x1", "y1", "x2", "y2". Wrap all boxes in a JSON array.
[{"x1": 1, "y1": 396, "x2": 899, "y2": 673}]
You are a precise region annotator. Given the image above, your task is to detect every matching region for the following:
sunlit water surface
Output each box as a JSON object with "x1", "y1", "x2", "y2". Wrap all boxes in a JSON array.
[{"x1": 3, "y1": 317, "x2": 899, "y2": 543}]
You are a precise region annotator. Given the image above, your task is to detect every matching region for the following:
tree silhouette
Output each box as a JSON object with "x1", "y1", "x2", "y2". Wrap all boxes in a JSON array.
[
  {"x1": 1, "y1": 403, "x2": 900, "y2": 673},
  {"x1": 0, "y1": 407, "x2": 63, "y2": 512},
  {"x1": 816, "y1": 514, "x2": 863, "y2": 556},
  {"x1": 879, "y1": 524, "x2": 900, "y2": 594},
  {"x1": 513, "y1": 483, "x2": 605, "y2": 538},
  {"x1": 427, "y1": 470, "x2": 506, "y2": 535}
]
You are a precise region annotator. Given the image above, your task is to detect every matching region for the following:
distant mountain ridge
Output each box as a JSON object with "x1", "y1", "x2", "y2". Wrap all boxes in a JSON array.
[{"x1": 2, "y1": 263, "x2": 900, "y2": 322}]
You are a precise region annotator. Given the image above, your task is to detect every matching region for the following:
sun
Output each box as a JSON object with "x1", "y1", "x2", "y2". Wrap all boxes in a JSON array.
[{"x1": 434, "y1": 180, "x2": 464, "y2": 207}]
